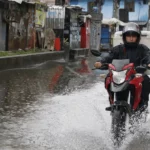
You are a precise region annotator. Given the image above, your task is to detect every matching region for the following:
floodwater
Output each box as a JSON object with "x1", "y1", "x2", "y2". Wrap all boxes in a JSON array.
[{"x1": 0, "y1": 58, "x2": 150, "y2": 150}]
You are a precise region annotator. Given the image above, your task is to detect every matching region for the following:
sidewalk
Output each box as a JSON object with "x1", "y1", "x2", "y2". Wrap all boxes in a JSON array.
[{"x1": 0, "y1": 51, "x2": 65, "y2": 71}]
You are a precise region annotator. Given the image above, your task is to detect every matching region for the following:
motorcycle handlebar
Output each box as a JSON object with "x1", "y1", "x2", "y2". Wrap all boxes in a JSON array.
[
  {"x1": 136, "y1": 64, "x2": 150, "y2": 73},
  {"x1": 92, "y1": 63, "x2": 150, "y2": 71}
]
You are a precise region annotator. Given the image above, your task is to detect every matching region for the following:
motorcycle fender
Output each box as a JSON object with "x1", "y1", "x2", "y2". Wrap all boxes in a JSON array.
[
  {"x1": 129, "y1": 77, "x2": 143, "y2": 110},
  {"x1": 110, "y1": 82, "x2": 128, "y2": 92}
]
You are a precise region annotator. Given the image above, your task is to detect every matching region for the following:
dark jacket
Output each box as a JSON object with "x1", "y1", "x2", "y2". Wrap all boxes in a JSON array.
[{"x1": 98, "y1": 44, "x2": 150, "y2": 66}]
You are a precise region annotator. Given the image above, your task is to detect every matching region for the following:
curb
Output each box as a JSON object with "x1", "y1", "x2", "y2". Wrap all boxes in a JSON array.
[{"x1": 0, "y1": 51, "x2": 65, "y2": 70}]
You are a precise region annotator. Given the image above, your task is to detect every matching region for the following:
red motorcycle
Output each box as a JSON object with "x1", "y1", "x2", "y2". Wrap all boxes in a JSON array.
[
  {"x1": 105, "y1": 59, "x2": 146, "y2": 111},
  {"x1": 104, "y1": 59, "x2": 148, "y2": 144},
  {"x1": 91, "y1": 50, "x2": 149, "y2": 146}
]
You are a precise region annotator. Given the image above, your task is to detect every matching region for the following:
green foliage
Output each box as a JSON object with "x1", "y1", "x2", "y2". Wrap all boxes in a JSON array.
[{"x1": 0, "y1": 49, "x2": 44, "y2": 57}]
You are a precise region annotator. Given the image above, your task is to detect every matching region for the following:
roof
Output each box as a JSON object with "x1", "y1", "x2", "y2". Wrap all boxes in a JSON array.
[
  {"x1": 102, "y1": 18, "x2": 126, "y2": 26},
  {"x1": 133, "y1": 21, "x2": 147, "y2": 26},
  {"x1": 8, "y1": 0, "x2": 23, "y2": 4},
  {"x1": 8, "y1": 0, "x2": 46, "y2": 4}
]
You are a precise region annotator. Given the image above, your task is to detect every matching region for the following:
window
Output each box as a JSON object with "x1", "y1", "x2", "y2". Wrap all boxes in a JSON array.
[{"x1": 125, "y1": 0, "x2": 135, "y2": 12}]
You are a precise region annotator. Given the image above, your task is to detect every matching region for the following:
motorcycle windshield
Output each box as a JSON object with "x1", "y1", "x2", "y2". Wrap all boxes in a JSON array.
[{"x1": 112, "y1": 59, "x2": 130, "y2": 71}]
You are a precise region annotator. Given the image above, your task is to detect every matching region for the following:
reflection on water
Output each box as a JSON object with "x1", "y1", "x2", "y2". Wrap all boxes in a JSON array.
[
  {"x1": 0, "y1": 58, "x2": 104, "y2": 150},
  {"x1": 0, "y1": 59, "x2": 150, "y2": 150},
  {"x1": 0, "y1": 59, "x2": 96, "y2": 117},
  {"x1": 0, "y1": 64, "x2": 62, "y2": 116}
]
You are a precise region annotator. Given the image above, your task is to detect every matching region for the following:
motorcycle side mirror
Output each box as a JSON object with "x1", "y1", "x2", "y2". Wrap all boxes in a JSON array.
[
  {"x1": 90, "y1": 50, "x2": 101, "y2": 56},
  {"x1": 135, "y1": 66, "x2": 147, "y2": 73}
]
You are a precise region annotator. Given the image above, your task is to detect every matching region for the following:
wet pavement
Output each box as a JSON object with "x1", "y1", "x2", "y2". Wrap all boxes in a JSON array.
[{"x1": 0, "y1": 57, "x2": 150, "y2": 150}]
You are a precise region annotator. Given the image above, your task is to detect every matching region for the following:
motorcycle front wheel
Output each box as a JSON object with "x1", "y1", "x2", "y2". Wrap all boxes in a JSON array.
[{"x1": 111, "y1": 108, "x2": 127, "y2": 147}]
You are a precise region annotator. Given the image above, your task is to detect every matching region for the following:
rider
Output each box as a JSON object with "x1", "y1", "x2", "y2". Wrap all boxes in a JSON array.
[{"x1": 94, "y1": 22, "x2": 150, "y2": 109}]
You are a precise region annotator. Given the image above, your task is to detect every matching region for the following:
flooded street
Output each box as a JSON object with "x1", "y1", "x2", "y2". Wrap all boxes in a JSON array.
[{"x1": 0, "y1": 58, "x2": 150, "y2": 150}]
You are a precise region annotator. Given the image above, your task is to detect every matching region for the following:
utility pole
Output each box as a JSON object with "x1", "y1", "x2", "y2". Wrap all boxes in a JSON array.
[
  {"x1": 55, "y1": 0, "x2": 65, "y2": 5},
  {"x1": 148, "y1": 0, "x2": 150, "y2": 20},
  {"x1": 113, "y1": 0, "x2": 119, "y2": 19},
  {"x1": 113, "y1": 0, "x2": 120, "y2": 31},
  {"x1": 89, "y1": 0, "x2": 103, "y2": 51},
  {"x1": 95, "y1": 0, "x2": 103, "y2": 13},
  {"x1": 147, "y1": 0, "x2": 150, "y2": 30}
]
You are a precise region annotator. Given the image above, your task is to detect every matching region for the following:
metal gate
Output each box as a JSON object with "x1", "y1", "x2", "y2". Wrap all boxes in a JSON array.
[{"x1": 0, "y1": 8, "x2": 6, "y2": 51}]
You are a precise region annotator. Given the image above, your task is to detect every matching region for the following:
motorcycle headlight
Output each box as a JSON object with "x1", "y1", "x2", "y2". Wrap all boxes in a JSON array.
[{"x1": 112, "y1": 70, "x2": 127, "y2": 84}]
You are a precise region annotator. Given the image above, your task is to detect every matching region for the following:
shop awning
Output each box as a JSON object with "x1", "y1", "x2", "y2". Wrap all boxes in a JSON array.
[{"x1": 102, "y1": 18, "x2": 126, "y2": 26}]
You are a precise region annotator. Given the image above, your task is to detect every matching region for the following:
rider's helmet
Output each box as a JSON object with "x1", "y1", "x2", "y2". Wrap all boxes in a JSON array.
[{"x1": 122, "y1": 22, "x2": 141, "y2": 47}]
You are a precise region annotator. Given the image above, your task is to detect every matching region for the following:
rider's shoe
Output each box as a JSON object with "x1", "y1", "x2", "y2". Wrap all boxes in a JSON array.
[
  {"x1": 139, "y1": 100, "x2": 148, "y2": 110},
  {"x1": 139, "y1": 103, "x2": 148, "y2": 112},
  {"x1": 105, "y1": 106, "x2": 112, "y2": 111}
]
